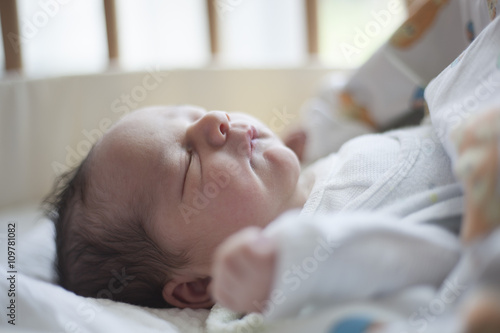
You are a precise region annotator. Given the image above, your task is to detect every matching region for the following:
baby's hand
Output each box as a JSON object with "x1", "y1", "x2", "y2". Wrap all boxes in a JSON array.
[{"x1": 210, "y1": 227, "x2": 277, "y2": 313}]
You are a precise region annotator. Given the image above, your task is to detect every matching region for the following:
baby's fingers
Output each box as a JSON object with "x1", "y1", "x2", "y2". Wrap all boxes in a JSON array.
[
  {"x1": 212, "y1": 227, "x2": 263, "y2": 273},
  {"x1": 211, "y1": 227, "x2": 278, "y2": 313},
  {"x1": 211, "y1": 228, "x2": 262, "y2": 299},
  {"x1": 214, "y1": 227, "x2": 276, "y2": 279}
]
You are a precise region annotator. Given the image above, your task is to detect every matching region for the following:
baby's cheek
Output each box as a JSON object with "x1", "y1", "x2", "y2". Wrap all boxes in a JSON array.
[
  {"x1": 265, "y1": 145, "x2": 301, "y2": 187},
  {"x1": 223, "y1": 185, "x2": 269, "y2": 225}
]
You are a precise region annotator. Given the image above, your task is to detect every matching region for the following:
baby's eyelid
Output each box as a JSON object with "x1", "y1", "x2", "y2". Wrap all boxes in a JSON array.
[
  {"x1": 181, "y1": 148, "x2": 192, "y2": 199},
  {"x1": 186, "y1": 148, "x2": 193, "y2": 168}
]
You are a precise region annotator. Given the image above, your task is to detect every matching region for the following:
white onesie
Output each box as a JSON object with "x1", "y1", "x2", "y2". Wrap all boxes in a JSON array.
[
  {"x1": 263, "y1": 125, "x2": 462, "y2": 321},
  {"x1": 262, "y1": 0, "x2": 500, "y2": 323}
]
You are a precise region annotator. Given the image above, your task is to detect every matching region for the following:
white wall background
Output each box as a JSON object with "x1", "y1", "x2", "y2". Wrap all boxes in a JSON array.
[
  {"x1": 116, "y1": 0, "x2": 210, "y2": 70},
  {"x1": 17, "y1": 0, "x2": 108, "y2": 78},
  {"x1": 218, "y1": 0, "x2": 307, "y2": 67},
  {"x1": 318, "y1": 0, "x2": 407, "y2": 67}
]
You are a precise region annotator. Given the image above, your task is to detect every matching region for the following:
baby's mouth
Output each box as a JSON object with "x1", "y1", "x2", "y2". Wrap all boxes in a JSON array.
[
  {"x1": 250, "y1": 126, "x2": 259, "y2": 152},
  {"x1": 237, "y1": 125, "x2": 259, "y2": 160},
  {"x1": 249, "y1": 126, "x2": 258, "y2": 156}
]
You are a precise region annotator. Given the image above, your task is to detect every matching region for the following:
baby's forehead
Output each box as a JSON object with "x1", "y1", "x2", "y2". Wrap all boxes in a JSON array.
[{"x1": 107, "y1": 106, "x2": 203, "y2": 138}]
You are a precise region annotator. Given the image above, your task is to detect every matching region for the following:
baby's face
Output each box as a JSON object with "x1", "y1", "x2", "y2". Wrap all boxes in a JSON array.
[{"x1": 95, "y1": 106, "x2": 302, "y2": 272}]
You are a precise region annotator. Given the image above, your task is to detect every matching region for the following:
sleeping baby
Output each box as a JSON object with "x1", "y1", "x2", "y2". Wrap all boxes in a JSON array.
[
  {"x1": 45, "y1": 103, "x2": 500, "y2": 333},
  {"x1": 46, "y1": 100, "x2": 456, "y2": 301}
]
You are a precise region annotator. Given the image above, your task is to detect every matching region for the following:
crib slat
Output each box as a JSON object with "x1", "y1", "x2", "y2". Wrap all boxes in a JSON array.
[
  {"x1": 103, "y1": 0, "x2": 119, "y2": 63},
  {"x1": 0, "y1": 0, "x2": 22, "y2": 72},
  {"x1": 206, "y1": 0, "x2": 219, "y2": 59},
  {"x1": 305, "y1": 0, "x2": 318, "y2": 56}
]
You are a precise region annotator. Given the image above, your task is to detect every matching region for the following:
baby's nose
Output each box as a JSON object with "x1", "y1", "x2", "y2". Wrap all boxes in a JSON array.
[{"x1": 195, "y1": 111, "x2": 230, "y2": 147}]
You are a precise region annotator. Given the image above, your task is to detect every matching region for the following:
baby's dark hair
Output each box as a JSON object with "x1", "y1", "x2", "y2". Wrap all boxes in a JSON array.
[{"x1": 44, "y1": 145, "x2": 189, "y2": 308}]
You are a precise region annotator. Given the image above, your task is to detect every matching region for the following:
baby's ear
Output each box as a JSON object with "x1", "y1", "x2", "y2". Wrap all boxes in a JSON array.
[{"x1": 162, "y1": 276, "x2": 213, "y2": 309}]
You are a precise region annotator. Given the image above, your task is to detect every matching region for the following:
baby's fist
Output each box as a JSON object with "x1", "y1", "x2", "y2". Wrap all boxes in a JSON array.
[{"x1": 210, "y1": 227, "x2": 277, "y2": 313}]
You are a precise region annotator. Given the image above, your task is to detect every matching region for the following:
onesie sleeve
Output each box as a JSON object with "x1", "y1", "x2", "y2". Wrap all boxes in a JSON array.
[{"x1": 261, "y1": 211, "x2": 461, "y2": 321}]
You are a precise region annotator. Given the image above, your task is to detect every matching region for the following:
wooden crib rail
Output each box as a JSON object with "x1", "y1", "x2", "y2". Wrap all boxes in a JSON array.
[
  {"x1": 0, "y1": 0, "x2": 22, "y2": 71},
  {"x1": 306, "y1": 0, "x2": 318, "y2": 56},
  {"x1": 103, "y1": 0, "x2": 119, "y2": 62},
  {"x1": 0, "y1": 0, "x2": 320, "y2": 73}
]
